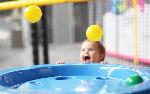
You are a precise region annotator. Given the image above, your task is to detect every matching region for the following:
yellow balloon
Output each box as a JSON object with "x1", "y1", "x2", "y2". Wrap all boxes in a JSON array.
[
  {"x1": 24, "y1": 5, "x2": 42, "y2": 23},
  {"x1": 86, "y1": 25, "x2": 103, "y2": 41}
]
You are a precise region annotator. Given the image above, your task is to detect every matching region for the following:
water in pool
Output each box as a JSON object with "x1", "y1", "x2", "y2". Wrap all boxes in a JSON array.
[{"x1": 17, "y1": 76, "x2": 132, "y2": 94}]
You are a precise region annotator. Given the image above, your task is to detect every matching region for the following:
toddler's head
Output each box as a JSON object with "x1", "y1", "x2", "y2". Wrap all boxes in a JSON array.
[{"x1": 80, "y1": 39, "x2": 105, "y2": 63}]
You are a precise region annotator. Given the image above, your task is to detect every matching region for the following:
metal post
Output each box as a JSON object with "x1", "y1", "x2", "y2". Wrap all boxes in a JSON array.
[
  {"x1": 31, "y1": 23, "x2": 39, "y2": 65},
  {"x1": 41, "y1": 6, "x2": 49, "y2": 64}
]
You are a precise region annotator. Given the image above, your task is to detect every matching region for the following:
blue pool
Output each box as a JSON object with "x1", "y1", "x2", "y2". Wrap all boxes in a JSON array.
[{"x1": 0, "y1": 64, "x2": 149, "y2": 94}]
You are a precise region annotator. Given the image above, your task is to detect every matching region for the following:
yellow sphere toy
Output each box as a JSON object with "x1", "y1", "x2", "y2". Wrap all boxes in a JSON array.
[
  {"x1": 24, "y1": 5, "x2": 42, "y2": 23},
  {"x1": 86, "y1": 25, "x2": 103, "y2": 41}
]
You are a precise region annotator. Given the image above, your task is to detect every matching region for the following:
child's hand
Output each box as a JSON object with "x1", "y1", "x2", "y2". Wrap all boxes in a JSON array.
[{"x1": 56, "y1": 61, "x2": 65, "y2": 64}]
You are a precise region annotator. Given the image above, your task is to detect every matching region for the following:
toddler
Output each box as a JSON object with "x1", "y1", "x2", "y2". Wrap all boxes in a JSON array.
[{"x1": 58, "y1": 39, "x2": 106, "y2": 64}]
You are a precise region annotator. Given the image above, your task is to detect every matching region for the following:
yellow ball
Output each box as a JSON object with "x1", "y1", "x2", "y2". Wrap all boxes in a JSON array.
[
  {"x1": 86, "y1": 25, "x2": 103, "y2": 41},
  {"x1": 24, "y1": 5, "x2": 42, "y2": 23}
]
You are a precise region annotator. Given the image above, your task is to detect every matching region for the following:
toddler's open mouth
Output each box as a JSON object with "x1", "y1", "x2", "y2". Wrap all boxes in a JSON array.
[{"x1": 83, "y1": 56, "x2": 90, "y2": 62}]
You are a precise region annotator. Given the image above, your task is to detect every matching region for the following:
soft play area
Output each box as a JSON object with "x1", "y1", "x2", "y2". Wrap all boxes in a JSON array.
[{"x1": 0, "y1": 0, "x2": 150, "y2": 94}]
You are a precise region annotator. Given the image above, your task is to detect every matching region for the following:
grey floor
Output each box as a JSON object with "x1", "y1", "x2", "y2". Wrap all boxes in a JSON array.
[{"x1": 0, "y1": 41, "x2": 149, "y2": 70}]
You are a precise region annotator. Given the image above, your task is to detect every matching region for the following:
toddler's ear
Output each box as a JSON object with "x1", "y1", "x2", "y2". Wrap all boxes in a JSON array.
[{"x1": 99, "y1": 54, "x2": 105, "y2": 61}]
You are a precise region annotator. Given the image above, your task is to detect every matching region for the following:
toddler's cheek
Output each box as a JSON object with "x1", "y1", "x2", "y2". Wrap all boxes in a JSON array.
[{"x1": 79, "y1": 58, "x2": 83, "y2": 62}]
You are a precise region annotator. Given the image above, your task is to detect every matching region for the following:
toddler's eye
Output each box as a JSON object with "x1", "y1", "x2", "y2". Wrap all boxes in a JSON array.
[
  {"x1": 89, "y1": 48, "x2": 94, "y2": 51},
  {"x1": 81, "y1": 49, "x2": 85, "y2": 52}
]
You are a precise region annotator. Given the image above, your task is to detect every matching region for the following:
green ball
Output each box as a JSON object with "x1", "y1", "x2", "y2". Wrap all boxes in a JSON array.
[{"x1": 126, "y1": 75, "x2": 143, "y2": 86}]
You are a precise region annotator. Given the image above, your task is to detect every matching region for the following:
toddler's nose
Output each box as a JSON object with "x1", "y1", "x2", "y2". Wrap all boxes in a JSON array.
[{"x1": 84, "y1": 49, "x2": 89, "y2": 54}]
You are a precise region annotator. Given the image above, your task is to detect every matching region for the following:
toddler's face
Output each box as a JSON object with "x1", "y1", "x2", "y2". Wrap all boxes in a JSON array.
[{"x1": 80, "y1": 41, "x2": 102, "y2": 63}]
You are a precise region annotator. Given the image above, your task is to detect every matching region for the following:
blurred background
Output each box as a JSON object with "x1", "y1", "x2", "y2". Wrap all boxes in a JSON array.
[{"x1": 0, "y1": 0, "x2": 149, "y2": 69}]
